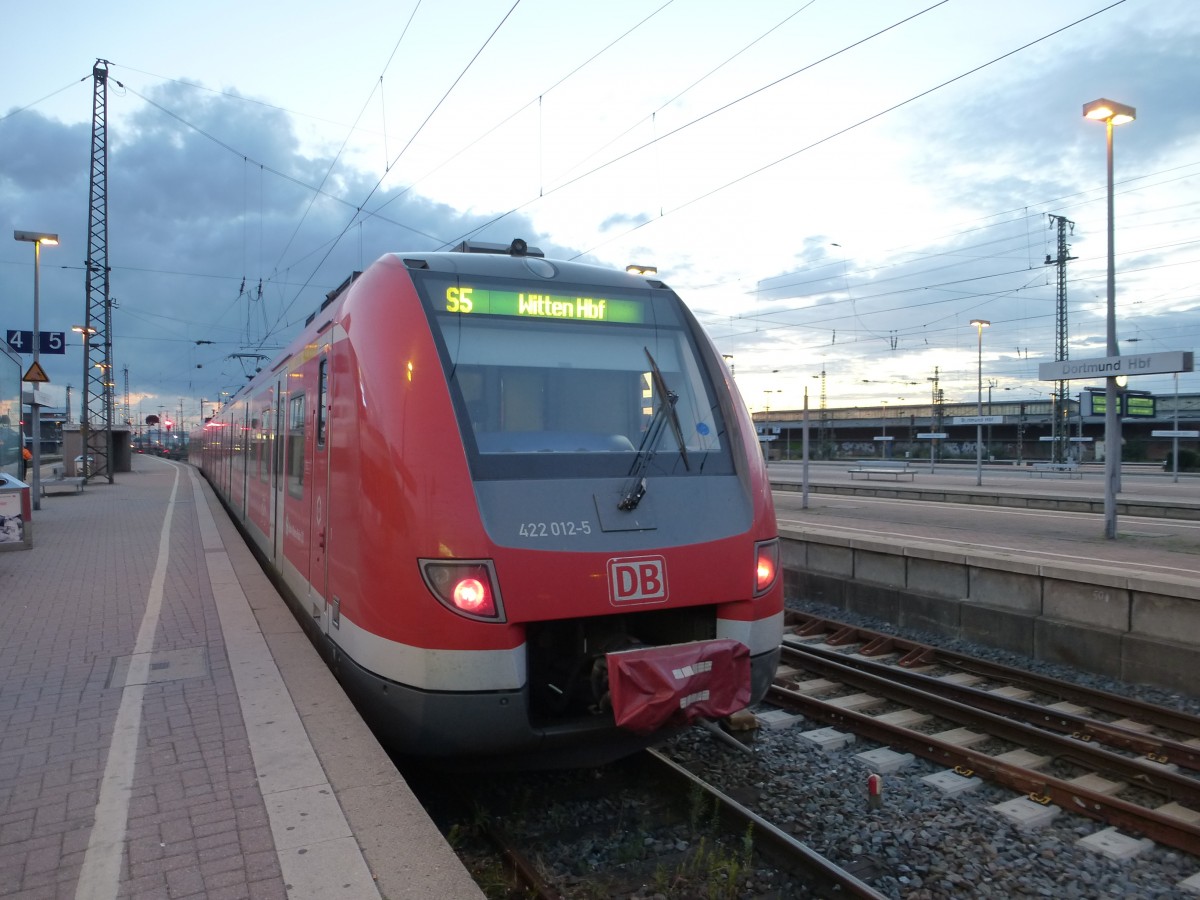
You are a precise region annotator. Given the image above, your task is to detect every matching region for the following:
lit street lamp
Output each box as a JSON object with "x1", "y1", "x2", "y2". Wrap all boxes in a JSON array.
[
  {"x1": 970, "y1": 319, "x2": 990, "y2": 486},
  {"x1": 14, "y1": 230, "x2": 59, "y2": 510},
  {"x1": 1083, "y1": 98, "x2": 1135, "y2": 540}
]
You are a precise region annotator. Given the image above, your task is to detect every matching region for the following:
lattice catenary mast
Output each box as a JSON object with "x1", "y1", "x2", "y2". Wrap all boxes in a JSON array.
[
  {"x1": 82, "y1": 59, "x2": 116, "y2": 482},
  {"x1": 1046, "y1": 214, "x2": 1076, "y2": 465}
]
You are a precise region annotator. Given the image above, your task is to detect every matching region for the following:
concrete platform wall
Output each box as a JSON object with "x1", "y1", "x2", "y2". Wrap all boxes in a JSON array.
[{"x1": 781, "y1": 526, "x2": 1199, "y2": 694}]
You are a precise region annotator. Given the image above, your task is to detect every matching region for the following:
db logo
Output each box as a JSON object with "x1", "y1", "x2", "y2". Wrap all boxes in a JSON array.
[{"x1": 607, "y1": 555, "x2": 668, "y2": 605}]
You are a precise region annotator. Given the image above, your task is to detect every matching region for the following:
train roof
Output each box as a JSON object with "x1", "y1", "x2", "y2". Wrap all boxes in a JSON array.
[
  {"x1": 393, "y1": 239, "x2": 672, "y2": 292},
  {"x1": 302, "y1": 239, "x2": 672, "y2": 333}
]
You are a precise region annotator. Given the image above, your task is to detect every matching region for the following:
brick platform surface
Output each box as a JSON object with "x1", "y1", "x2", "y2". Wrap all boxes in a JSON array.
[{"x1": 0, "y1": 458, "x2": 482, "y2": 900}]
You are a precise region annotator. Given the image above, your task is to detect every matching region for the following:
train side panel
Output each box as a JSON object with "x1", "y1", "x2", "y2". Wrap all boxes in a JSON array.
[{"x1": 320, "y1": 260, "x2": 512, "y2": 642}]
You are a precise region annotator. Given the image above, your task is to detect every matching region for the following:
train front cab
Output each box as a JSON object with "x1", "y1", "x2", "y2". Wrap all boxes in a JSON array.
[{"x1": 344, "y1": 251, "x2": 783, "y2": 763}]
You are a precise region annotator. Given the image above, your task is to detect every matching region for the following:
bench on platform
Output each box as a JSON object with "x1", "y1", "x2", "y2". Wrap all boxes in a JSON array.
[
  {"x1": 1029, "y1": 462, "x2": 1082, "y2": 478},
  {"x1": 847, "y1": 459, "x2": 916, "y2": 481},
  {"x1": 41, "y1": 465, "x2": 85, "y2": 496}
]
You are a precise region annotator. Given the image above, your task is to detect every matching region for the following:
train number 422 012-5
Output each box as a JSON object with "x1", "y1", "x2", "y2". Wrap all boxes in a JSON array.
[{"x1": 519, "y1": 520, "x2": 592, "y2": 537}]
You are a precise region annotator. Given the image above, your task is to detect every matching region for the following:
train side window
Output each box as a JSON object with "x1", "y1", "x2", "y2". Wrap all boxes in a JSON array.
[
  {"x1": 316, "y1": 359, "x2": 328, "y2": 448},
  {"x1": 287, "y1": 393, "x2": 306, "y2": 500}
]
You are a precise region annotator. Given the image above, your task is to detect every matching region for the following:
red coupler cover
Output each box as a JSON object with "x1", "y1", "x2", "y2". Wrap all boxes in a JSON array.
[{"x1": 607, "y1": 638, "x2": 751, "y2": 734}]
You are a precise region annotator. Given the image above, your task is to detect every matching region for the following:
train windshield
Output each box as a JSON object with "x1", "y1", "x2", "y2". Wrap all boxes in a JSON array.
[{"x1": 420, "y1": 273, "x2": 733, "y2": 480}]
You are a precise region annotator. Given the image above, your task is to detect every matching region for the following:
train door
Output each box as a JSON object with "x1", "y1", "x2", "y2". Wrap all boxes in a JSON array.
[
  {"x1": 238, "y1": 401, "x2": 250, "y2": 517},
  {"x1": 309, "y1": 352, "x2": 332, "y2": 631},
  {"x1": 272, "y1": 378, "x2": 286, "y2": 563}
]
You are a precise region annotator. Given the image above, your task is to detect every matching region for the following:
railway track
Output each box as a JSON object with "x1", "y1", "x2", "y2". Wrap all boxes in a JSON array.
[
  {"x1": 439, "y1": 745, "x2": 889, "y2": 898},
  {"x1": 431, "y1": 611, "x2": 1200, "y2": 895},
  {"x1": 787, "y1": 611, "x2": 1200, "y2": 759},
  {"x1": 774, "y1": 612, "x2": 1200, "y2": 857},
  {"x1": 641, "y1": 748, "x2": 887, "y2": 899}
]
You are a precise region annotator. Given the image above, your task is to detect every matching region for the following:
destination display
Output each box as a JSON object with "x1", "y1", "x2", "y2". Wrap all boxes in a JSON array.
[
  {"x1": 1085, "y1": 390, "x2": 1156, "y2": 418},
  {"x1": 444, "y1": 286, "x2": 645, "y2": 324}
]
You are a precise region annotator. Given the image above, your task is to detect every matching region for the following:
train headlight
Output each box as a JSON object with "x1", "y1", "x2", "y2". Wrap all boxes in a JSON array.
[
  {"x1": 420, "y1": 559, "x2": 505, "y2": 622},
  {"x1": 754, "y1": 539, "x2": 779, "y2": 596}
]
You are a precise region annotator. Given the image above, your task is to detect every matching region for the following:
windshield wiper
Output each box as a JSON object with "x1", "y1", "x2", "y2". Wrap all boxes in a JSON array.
[{"x1": 618, "y1": 348, "x2": 690, "y2": 511}]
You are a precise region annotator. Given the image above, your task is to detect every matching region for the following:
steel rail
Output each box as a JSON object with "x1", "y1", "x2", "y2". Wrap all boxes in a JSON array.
[
  {"x1": 476, "y1": 817, "x2": 563, "y2": 900},
  {"x1": 773, "y1": 647, "x2": 1200, "y2": 855},
  {"x1": 644, "y1": 749, "x2": 889, "y2": 899},
  {"x1": 780, "y1": 643, "x2": 1200, "y2": 806},
  {"x1": 787, "y1": 611, "x2": 1200, "y2": 741},
  {"x1": 788, "y1": 636, "x2": 1200, "y2": 773}
]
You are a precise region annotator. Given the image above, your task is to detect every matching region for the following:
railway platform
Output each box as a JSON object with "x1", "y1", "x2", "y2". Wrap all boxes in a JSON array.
[
  {"x1": 769, "y1": 458, "x2": 1200, "y2": 519},
  {"x1": 0, "y1": 457, "x2": 483, "y2": 899},
  {"x1": 768, "y1": 460, "x2": 1200, "y2": 696}
]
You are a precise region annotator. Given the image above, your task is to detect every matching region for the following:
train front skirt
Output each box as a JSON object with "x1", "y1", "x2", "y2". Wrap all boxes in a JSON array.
[{"x1": 606, "y1": 638, "x2": 750, "y2": 734}]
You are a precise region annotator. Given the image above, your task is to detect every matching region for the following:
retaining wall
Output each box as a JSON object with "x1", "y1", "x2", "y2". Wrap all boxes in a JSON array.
[{"x1": 781, "y1": 526, "x2": 1200, "y2": 694}]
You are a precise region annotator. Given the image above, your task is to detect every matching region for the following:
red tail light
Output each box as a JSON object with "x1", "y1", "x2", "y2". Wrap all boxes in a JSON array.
[
  {"x1": 453, "y1": 578, "x2": 489, "y2": 613},
  {"x1": 420, "y1": 560, "x2": 505, "y2": 621},
  {"x1": 754, "y1": 539, "x2": 779, "y2": 596}
]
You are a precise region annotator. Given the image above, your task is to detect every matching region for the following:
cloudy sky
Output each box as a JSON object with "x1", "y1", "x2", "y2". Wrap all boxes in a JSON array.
[{"x1": 1, "y1": 0, "x2": 1197, "y2": 428}]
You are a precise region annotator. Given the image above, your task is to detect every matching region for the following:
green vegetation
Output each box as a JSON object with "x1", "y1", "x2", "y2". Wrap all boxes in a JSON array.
[{"x1": 1165, "y1": 448, "x2": 1200, "y2": 471}]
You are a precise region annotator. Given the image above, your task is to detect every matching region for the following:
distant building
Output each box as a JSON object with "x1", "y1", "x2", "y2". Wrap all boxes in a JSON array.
[{"x1": 754, "y1": 394, "x2": 1200, "y2": 464}]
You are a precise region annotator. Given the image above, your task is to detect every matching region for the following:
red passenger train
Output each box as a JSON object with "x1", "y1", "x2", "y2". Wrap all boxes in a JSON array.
[{"x1": 198, "y1": 239, "x2": 783, "y2": 766}]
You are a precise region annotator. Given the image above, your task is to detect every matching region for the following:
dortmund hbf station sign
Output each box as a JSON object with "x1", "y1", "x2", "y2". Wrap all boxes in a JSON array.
[{"x1": 1038, "y1": 350, "x2": 1193, "y2": 381}]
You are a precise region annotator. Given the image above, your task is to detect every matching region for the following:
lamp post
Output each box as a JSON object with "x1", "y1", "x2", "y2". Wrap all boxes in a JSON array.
[
  {"x1": 1083, "y1": 98, "x2": 1135, "y2": 540},
  {"x1": 881, "y1": 400, "x2": 889, "y2": 458},
  {"x1": 14, "y1": 230, "x2": 59, "y2": 510},
  {"x1": 801, "y1": 386, "x2": 811, "y2": 508},
  {"x1": 970, "y1": 319, "x2": 990, "y2": 486},
  {"x1": 72, "y1": 325, "x2": 97, "y2": 479},
  {"x1": 986, "y1": 378, "x2": 998, "y2": 460},
  {"x1": 1169, "y1": 373, "x2": 1181, "y2": 484}
]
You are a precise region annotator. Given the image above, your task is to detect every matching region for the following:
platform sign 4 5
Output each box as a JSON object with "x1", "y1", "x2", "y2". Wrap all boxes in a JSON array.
[{"x1": 5, "y1": 330, "x2": 66, "y2": 355}]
